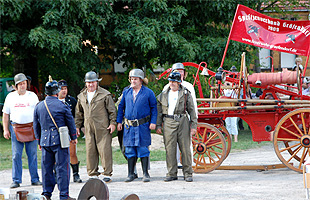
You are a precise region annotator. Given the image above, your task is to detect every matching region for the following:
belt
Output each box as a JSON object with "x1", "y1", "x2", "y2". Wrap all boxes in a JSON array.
[
  {"x1": 124, "y1": 115, "x2": 150, "y2": 128},
  {"x1": 163, "y1": 114, "x2": 186, "y2": 121}
]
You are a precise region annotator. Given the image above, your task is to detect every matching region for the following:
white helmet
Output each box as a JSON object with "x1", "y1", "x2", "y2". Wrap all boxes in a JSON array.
[{"x1": 171, "y1": 63, "x2": 185, "y2": 71}]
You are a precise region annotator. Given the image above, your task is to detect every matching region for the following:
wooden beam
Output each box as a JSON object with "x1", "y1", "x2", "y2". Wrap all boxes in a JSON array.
[{"x1": 216, "y1": 163, "x2": 288, "y2": 171}]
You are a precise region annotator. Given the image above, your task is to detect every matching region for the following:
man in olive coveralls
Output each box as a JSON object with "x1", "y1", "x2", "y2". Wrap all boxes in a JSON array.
[
  {"x1": 75, "y1": 71, "x2": 116, "y2": 183},
  {"x1": 33, "y1": 76, "x2": 77, "y2": 200},
  {"x1": 156, "y1": 71, "x2": 197, "y2": 182}
]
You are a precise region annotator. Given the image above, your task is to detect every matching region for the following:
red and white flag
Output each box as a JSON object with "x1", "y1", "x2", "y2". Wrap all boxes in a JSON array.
[{"x1": 230, "y1": 4, "x2": 310, "y2": 56}]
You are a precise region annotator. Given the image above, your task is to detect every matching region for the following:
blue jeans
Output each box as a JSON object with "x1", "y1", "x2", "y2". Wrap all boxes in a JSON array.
[{"x1": 10, "y1": 125, "x2": 40, "y2": 184}]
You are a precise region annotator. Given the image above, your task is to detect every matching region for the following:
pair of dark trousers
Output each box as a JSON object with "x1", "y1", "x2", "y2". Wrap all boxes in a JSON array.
[{"x1": 41, "y1": 145, "x2": 70, "y2": 199}]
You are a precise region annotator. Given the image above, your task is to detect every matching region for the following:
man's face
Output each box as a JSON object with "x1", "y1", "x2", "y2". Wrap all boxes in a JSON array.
[
  {"x1": 130, "y1": 77, "x2": 142, "y2": 89},
  {"x1": 169, "y1": 81, "x2": 180, "y2": 91},
  {"x1": 58, "y1": 86, "x2": 68, "y2": 99},
  {"x1": 16, "y1": 80, "x2": 27, "y2": 94},
  {"x1": 86, "y1": 81, "x2": 98, "y2": 92},
  {"x1": 176, "y1": 69, "x2": 184, "y2": 80}
]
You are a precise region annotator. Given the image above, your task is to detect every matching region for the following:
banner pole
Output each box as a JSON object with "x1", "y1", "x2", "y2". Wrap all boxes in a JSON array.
[{"x1": 219, "y1": 4, "x2": 240, "y2": 69}]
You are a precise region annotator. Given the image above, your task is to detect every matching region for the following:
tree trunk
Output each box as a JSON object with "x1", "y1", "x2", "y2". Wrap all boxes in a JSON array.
[{"x1": 14, "y1": 50, "x2": 39, "y2": 91}]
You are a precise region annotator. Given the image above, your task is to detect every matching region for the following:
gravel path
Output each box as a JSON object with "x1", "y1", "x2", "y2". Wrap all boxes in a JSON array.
[{"x1": 0, "y1": 136, "x2": 307, "y2": 200}]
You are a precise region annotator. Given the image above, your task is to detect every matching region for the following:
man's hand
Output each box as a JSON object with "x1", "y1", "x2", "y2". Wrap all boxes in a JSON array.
[
  {"x1": 71, "y1": 139, "x2": 78, "y2": 145},
  {"x1": 149, "y1": 123, "x2": 156, "y2": 130},
  {"x1": 190, "y1": 128, "x2": 196, "y2": 136},
  {"x1": 76, "y1": 128, "x2": 80, "y2": 137},
  {"x1": 38, "y1": 145, "x2": 42, "y2": 151},
  {"x1": 156, "y1": 128, "x2": 162, "y2": 134},
  {"x1": 107, "y1": 124, "x2": 116, "y2": 134},
  {"x1": 3, "y1": 130, "x2": 10, "y2": 139},
  {"x1": 3, "y1": 113, "x2": 10, "y2": 139},
  {"x1": 117, "y1": 123, "x2": 123, "y2": 131}
]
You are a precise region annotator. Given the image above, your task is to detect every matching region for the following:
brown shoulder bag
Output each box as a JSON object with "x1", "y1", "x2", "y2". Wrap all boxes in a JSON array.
[{"x1": 12, "y1": 122, "x2": 36, "y2": 142}]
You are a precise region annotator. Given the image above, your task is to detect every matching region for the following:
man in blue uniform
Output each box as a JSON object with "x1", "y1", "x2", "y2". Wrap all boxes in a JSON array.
[
  {"x1": 117, "y1": 69, "x2": 157, "y2": 182},
  {"x1": 33, "y1": 76, "x2": 77, "y2": 200}
]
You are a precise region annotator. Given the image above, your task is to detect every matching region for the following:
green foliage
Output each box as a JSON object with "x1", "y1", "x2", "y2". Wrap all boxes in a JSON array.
[
  {"x1": 0, "y1": 47, "x2": 14, "y2": 77},
  {"x1": 1, "y1": 0, "x2": 308, "y2": 95}
]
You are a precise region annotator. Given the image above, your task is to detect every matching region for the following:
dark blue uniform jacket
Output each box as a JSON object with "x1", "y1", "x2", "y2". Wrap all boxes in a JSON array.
[{"x1": 33, "y1": 96, "x2": 77, "y2": 147}]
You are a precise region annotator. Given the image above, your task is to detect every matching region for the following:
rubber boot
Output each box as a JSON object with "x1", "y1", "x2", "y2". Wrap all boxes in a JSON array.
[
  {"x1": 134, "y1": 157, "x2": 138, "y2": 179},
  {"x1": 141, "y1": 157, "x2": 150, "y2": 182},
  {"x1": 125, "y1": 157, "x2": 136, "y2": 182},
  {"x1": 71, "y1": 161, "x2": 82, "y2": 183}
]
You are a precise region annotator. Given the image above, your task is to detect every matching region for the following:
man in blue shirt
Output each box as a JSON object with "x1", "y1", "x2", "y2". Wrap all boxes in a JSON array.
[{"x1": 117, "y1": 69, "x2": 157, "y2": 182}]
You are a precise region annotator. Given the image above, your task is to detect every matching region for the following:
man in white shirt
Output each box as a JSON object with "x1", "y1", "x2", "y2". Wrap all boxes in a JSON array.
[
  {"x1": 163, "y1": 63, "x2": 198, "y2": 168},
  {"x1": 2, "y1": 73, "x2": 41, "y2": 188},
  {"x1": 157, "y1": 71, "x2": 197, "y2": 182}
]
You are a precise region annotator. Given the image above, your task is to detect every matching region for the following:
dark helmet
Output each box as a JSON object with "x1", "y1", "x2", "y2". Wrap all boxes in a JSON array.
[
  {"x1": 171, "y1": 63, "x2": 185, "y2": 71},
  {"x1": 85, "y1": 71, "x2": 102, "y2": 82},
  {"x1": 58, "y1": 79, "x2": 68, "y2": 88},
  {"x1": 168, "y1": 71, "x2": 182, "y2": 83},
  {"x1": 14, "y1": 73, "x2": 28, "y2": 86},
  {"x1": 45, "y1": 75, "x2": 60, "y2": 95},
  {"x1": 230, "y1": 65, "x2": 237, "y2": 72}
]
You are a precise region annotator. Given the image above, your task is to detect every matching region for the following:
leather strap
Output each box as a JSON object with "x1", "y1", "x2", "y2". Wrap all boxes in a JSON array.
[
  {"x1": 163, "y1": 114, "x2": 186, "y2": 121},
  {"x1": 44, "y1": 100, "x2": 59, "y2": 131},
  {"x1": 124, "y1": 115, "x2": 150, "y2": 127}
]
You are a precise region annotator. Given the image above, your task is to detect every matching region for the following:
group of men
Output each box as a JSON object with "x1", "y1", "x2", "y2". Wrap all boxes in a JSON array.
[
  {"x1": 3, "y1": 74, "x2": 83, "y2": 200},
  {"x1": 2, "y1": 62, "x2": 198, "y2": 199}
]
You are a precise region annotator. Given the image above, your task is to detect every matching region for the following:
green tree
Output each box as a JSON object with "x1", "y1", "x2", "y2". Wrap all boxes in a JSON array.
[{"x1": 1, "y1": 0, "x2": 308, "y2": 96}]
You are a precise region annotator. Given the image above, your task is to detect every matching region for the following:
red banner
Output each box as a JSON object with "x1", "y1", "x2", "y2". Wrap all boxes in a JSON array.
[{"x1": 230, "y1": 4, "x2": 310, "y2": 56}]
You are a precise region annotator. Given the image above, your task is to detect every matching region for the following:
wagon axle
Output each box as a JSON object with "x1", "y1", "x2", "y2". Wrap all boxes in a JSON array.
[
  {"x1": 194, "y1": 143, "x2": 208, "y2": 154},
  {"x1": 301, "y1": 135, "x2": 310, "y2": 148}
]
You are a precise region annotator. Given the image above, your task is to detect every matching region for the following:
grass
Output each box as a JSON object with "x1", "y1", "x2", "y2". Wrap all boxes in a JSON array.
[
  {"x1": 0, "y1": 123, "x2": 271, "y2": 170},
  {"x1": 230, "y1": 129, "x2": 270, "y2": 152}
]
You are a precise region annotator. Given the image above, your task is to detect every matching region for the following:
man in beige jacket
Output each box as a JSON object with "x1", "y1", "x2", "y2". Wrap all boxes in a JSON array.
[
  {"x1": 75, "y1": 71, "x2": 116, "y2": 183},
  {"x1": 156, "y1": 71, "x2": 197, "y2": 182}
]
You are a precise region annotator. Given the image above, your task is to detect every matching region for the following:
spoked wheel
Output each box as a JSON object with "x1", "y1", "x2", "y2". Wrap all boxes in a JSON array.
[
  {"x1": 218, "y1": 125, "x2": 232, "y2": 158},
  {"x1": 192, "y1": 123, "x2": 227, "y2": 173},
  {"x1": 273, "y1": 108, "x2": 310, "y2": 173}
]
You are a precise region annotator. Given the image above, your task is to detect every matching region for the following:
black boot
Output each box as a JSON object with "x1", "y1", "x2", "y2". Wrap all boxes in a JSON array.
[
  {"x1": 141, "y1": 157, "x2": 150, "y2": 182},
  {"x1": 71, "y1": 161, "x2": 82, "y2": 183},
  {"x1": 125, "y1": 157, "x2": 136, "y2": 182}
]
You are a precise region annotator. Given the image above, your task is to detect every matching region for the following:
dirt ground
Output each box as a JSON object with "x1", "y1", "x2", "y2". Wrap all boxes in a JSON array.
[{"x1": 0, "y1": 134, "x2": 307, "y2": 200}]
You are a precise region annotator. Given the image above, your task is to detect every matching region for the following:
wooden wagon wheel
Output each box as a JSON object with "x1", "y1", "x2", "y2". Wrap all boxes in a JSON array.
[
  {"x1": 218, "y1": 125, "x2": 232, "y2": 158},
  {"x1": 273, "y1": 108, "x2": 310, "y2": 173},
  {"x1": 192, "y1": 123, "x2": 227, "y2": 173}
]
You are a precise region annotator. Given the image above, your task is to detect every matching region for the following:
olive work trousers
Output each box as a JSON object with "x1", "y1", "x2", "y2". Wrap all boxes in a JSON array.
[
  {"x1": 163, "y1": 117, "x2": 193, "y2": 178},
  {"x1": 85, "y1": 122, "x2": 113, "y2": 177}
]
